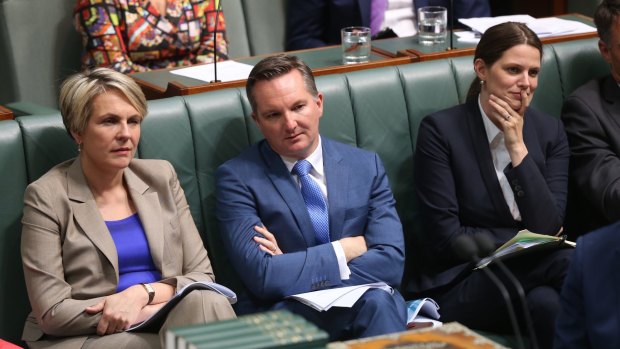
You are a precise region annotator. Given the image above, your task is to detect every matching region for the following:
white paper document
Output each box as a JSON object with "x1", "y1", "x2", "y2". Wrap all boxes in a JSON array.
[
  {"x1": 457, "y1": 15, "x2": 596, "y2": 43},
  {"x1": 287, "y1": 282, "x2": 393, "y2": 312},
  {"x1": 170, "y1": 60, "x2": 254, "y2": 83}
]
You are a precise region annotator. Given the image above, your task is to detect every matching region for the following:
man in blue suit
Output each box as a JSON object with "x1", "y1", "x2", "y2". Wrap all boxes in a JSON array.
[
  {"x1": 285, "y1": 0, "x2": 491, "y2": 50},
  {"x1": 554, "y1": 220, "x2": 620, "y2": 348},
  {"x1": 216, "y1": 54, "x2": 406, "y2": 340}
]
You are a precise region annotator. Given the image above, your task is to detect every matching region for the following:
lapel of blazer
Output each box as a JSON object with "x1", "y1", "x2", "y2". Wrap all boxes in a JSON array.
[
  {"x1": 124, "y1": 164, "x2": 165, "y2": 273},
  {"x1": 67, "y1": 159, "x2": 119, "y2": 276},
  {"x1": 323, "y1": 138, "x2": 347, "y2": 242},
  {"x1": 465, "y1": 100, "x2": 514, "y2": 218},
  {"x1": 260, "y1": 141, "x2": 317, "y2": 247},
  {"x1": 601, "y1": 75, "x2": 620, "y2": 131}
]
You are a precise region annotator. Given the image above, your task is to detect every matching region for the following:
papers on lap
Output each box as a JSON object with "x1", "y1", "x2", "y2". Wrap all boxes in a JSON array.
[
  {"x1": 286, "y1": 282, "x2": 393, "y2": 311},
  {"x1": 406, "y1": 298, "x2": 442, "y2": 329},
  {"x1": 127, "y1": 281, "x2": 237, "y2": 332},
  {"x1": 475, "y1": 230, "x2": 575, "y2": 270}
]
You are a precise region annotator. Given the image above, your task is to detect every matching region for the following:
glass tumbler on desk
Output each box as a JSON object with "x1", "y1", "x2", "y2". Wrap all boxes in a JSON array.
[
  {"x1": 417, "y1": 6, "x2": 447, "y2": 45},
  {"x1": 341, "y1": 26, "x2": 371, "y2": 64}
]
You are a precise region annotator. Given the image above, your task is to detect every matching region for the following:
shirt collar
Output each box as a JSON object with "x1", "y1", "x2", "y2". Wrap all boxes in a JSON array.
[
  {"x1": 281, "y1": 136, "x2": 324, "y2": 176},
  {"x1": 479, "y1": 95, "x2": 502, "y2": 145}
]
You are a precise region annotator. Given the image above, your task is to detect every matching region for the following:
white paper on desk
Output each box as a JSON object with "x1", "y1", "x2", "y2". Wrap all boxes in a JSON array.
[
  {"x1": 170, "y1": 60, "x2": 254, "y2": 83},
  {"x1": 528, "y1": 17, "x2": 596, "y2": 37},
  {"x1": 287, "y1": 282, "x2": 393, "y2": 312},
  {"x1": 459, "y1": 14, "x2": 596, "y2": 39},
  {"x1": 459, "y1": 14, "x2": 536, "y2": 34}
]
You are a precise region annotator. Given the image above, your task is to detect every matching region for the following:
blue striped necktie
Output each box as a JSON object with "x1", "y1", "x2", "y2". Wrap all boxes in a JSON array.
[{"x1": 292, "y1": 160, "x2": 330, "y2": 245}]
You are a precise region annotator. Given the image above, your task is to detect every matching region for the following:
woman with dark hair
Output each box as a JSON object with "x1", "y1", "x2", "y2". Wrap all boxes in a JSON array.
[{"x1": 410, "y1": 22, "x2": 571, "y2": 348}]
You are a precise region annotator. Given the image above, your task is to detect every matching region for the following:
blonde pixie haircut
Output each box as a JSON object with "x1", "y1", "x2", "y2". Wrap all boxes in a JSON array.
[{"x1": 59, "y1": 67, "x2": 148, "y2": 139}]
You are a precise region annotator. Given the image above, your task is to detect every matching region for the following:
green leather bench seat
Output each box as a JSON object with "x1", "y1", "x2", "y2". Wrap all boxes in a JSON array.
[{"x1": 0, "y1": 37, "x2": 608, "y2": 345}]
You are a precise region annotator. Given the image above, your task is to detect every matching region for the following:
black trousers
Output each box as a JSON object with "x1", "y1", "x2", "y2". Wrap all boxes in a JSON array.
[{"x1": 429, "y1": 248, "x2": 573, "y2": 349}]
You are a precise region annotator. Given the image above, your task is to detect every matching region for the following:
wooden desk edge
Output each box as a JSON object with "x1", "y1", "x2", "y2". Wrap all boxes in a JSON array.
[
  {"x1": 135, "y1": 56, "x2": 414, "y2": 99},
  {"x1": 0, "y1": 105, "x2": 14, "y2": 120}
]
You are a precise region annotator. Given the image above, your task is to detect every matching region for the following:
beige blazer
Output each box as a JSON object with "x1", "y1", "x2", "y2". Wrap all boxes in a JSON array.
[{"x1": 20, "y1": 158, "x2": 215, "y2": 347}]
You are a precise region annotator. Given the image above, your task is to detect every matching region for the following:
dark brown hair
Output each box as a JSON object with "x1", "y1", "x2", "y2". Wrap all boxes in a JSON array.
[
  {"x1": 466, "y1": 22, "x2": 543, "y2": 100},
  {"x1": 246, "y1": 54, "x2": 318, "y2": 112},
  {"x1": 594, "y1": 0, "x2": 620, "y2": 44}
]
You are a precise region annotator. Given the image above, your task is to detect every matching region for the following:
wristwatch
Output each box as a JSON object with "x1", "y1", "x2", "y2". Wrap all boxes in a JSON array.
[{"x1": 141, "y1": 283, "x2": 155, "y2": 305}]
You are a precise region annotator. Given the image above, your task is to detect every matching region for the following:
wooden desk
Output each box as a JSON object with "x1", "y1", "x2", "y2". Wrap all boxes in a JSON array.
[
  {"x1": 132, "y1": 46, "x2": 413, "y2": 100},
  {"x1": 373, "y1": 13, "x2": 597, "y2": 62},
  {"x1": 0, "y1": 105, "x2": 14, "y2": 120}
]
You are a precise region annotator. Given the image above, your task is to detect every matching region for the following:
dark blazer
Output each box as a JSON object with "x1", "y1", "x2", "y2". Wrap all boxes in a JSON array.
[
  {"x1": 409, "y1": 99, "x2": 569, "y2": 295},
  {"x1": 285, "y1": 0, "x2": 371, "y2": 50},
  {"x1": 21, "y1": 158, "x2": 215, "y2": 348},
  {"x1": 554, "y1": 220, "x2": 620, "y2": 349},
  {"x1": 216, "y1": 137, "x2": 405, "y2": 308},
  {"x1": 562, "y1": 75, "x2": 620, "y2": 237}
]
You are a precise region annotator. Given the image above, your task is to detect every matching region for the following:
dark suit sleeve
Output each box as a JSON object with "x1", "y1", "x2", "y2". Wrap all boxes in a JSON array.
[
  {"x1": 21, "y1": 182, "x2": 103, "y2": 337},
  {"x1": 562, "y1": 93, "x2": 620, "y2": 223},
  {"x1": 504, "y1": 116, "x2": 569, "y2": 235},
  {"x1": 553, "y1": 236, "x2": 588, "y2": 349},
  {"x1": 285, "y1": 0, "x2": 329, "y2": 50},
  {"x1": 344, "y1": 153, "x2": 405, "y2": 288},
  {"x1": 216, "y1": 163, "x2": 342, "y2": 301},
  {"x1": 414, "y1": 116, "x2": 517, "y2": 265}
]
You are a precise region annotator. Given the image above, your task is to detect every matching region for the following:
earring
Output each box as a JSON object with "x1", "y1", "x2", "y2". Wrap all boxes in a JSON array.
[
  {"x1": 480, "y1": 80, "x2": 485, "y2": 85},
  {"x1": 77, "y1": 143, "x2": 82, "y2": 152}
]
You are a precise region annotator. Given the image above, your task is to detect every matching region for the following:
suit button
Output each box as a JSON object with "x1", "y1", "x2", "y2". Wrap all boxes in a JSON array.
[
  {"x1": 516, "y1": 190, "x2": 525, "y2": 197},
  {"x1": 514, "y1": 185, "x2": 522, "y2": 191},
  {"x1": 512, "y1": 179, "x2": 519, "y2": 185}
]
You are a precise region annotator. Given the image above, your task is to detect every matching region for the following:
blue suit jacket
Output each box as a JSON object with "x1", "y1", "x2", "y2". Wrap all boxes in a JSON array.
[
  {"x1": 554, "y1": 220, "x2": 620, "y2": 349},
  {"x1": 285, "y1": 0, "x2": 371, "y2": 50},
  {"x1": 216, "y1": 137, "x2": 405, "y2": 309},
  {"x1": 409, "y1": 99, "x2": 569, "y2": 295}
]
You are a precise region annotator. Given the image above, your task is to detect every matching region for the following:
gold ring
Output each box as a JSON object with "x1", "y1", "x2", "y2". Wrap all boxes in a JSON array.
[{"x1": 272, "y1": 246, "x2": 277, "y2": 252}]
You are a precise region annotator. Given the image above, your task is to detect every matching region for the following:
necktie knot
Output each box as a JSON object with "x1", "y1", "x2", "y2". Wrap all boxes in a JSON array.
[{"x1": 292, "y1": 159, "x2": 312, "y2": 177}]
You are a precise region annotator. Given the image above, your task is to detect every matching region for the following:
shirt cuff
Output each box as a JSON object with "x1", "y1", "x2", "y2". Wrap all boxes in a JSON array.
[{"x1": 331, "y1": 241, "x2": 351, "y2": 280}]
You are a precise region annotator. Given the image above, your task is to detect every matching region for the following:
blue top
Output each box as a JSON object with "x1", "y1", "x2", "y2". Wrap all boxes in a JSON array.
[{"x1": 105, "y1": 214, "x2": 162, "y2": 292}]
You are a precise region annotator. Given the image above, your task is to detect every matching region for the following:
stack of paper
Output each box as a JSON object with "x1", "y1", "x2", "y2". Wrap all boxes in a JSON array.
[
  {"x1": 456, "y1": 14, "x2": 597, "y2": 43},
  {"x1": 286, "y1": 282, "x2": 393, "y2": 311}
]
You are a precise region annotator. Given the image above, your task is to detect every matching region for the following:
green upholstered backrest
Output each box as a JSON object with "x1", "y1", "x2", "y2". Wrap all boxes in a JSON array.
[
  {"x1": 550, "y1": 38, "x2": 609, "y2": 98},
  {"x1": 222, "y1": 0, "x2": 251, "y2": 58},
  {"x1": 0, "y1": 0, "x2": 81, "y2": 108},
  {"x1": 241, "y1": 0, "x2": 286, "y2": 56},
  {"x1": 567, "y1": 0, "x2": 601, "y2": 17},
  {"x1": 0, "y1": 120, "x2": 30, "y2": 344}
]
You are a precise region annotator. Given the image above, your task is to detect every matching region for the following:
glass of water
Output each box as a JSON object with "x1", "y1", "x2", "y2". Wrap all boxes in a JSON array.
[
  {"x1": 341, "y1": 26, "x2": 371, "y2": 65},
  {"x1": 417, "y1": 6, "x2": 447, "y2": 45}
]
